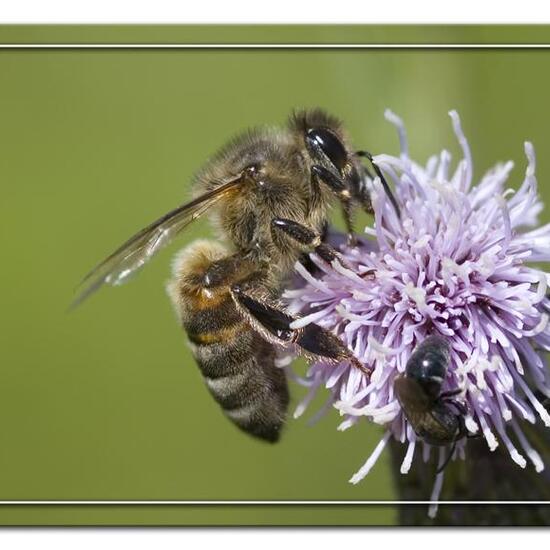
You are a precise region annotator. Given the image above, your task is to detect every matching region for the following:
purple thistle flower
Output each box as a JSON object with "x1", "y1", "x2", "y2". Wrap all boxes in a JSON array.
[{"x1": 283, "y1": 110, "x2": 550, "y2": 517}]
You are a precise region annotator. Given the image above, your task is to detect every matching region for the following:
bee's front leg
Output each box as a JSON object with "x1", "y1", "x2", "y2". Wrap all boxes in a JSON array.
[
  {"x1": 230, "y1": 285, "x2": 370, "y2": 376},
  {"x1": 310, "y1": 165, "x2": 357, "y2": 246}
]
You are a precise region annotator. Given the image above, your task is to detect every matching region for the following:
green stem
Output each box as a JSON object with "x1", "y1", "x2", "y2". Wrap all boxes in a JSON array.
[{"x1": 390, "y1": 420, "x2": 550, "y2": 525}]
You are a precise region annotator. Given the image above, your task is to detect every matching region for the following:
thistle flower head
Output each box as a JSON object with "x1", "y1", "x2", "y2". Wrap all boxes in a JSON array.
[{"x1": 285, "y1": 110, "x2": 550, "y2": 516}]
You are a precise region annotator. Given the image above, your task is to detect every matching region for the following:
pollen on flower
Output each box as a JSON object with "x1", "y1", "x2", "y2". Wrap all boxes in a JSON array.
[{"x1": 283, "y1": 109, "x2": 550, "y2": 517}]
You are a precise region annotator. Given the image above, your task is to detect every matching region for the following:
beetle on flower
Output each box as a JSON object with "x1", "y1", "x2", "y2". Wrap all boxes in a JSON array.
[{"x1": 283, "y1": 109, "x2": 550, "y2": 517}]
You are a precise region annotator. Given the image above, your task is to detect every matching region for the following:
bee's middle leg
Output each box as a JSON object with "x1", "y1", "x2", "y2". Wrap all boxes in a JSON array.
[{"x1": 270, "y1": 217, "x2": 349, "y2": 267}]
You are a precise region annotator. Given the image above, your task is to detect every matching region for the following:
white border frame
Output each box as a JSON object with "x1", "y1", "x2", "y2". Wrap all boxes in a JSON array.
[
  {"x1": 3, "y1": 0, "x2": 550, "y2": 24},
  {"x1": 1, "y1": 39, "x2": 549, "y2": 510}
]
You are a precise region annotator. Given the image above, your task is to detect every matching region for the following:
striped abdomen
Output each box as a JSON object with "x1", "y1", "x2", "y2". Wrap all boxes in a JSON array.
[{"x1": 167, "y1": 240, "x2": 289, "y2": 442}]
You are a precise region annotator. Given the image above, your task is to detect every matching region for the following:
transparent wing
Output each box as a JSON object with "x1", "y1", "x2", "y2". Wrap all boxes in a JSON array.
[{"x1": 72, "y1": 179, "x2": 242, "y2": 308}]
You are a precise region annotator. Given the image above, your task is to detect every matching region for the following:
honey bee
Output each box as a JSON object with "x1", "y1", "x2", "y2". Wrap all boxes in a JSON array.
[
  {"x1": 394, "y1": 335, "x2": 469, "y2": 472},
  {"x1": 74, "y1": 109, "x2": 395, "y2": 442}
]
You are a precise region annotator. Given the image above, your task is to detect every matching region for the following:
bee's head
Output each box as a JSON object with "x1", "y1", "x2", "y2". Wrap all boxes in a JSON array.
[
  {"x1": 289, "y1": 108, "x2": 352, "y2": 175},
  {"x1": 305, "y1": 126, "x2": 349, "y2": 174},
  {"x1": 405, "y1": 335, "x2": 451, "y2": 400}
]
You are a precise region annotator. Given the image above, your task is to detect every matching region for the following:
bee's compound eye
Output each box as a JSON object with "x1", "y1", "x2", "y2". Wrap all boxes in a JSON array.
[{"x1": 306, "y1": 127, "x2": 348, "y2": 172}]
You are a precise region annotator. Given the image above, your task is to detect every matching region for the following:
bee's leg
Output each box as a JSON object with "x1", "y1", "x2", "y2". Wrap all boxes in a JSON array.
[
  {"x1": 440, "y1": 389, "x2": 462, "y2": 399},
  {"x1": 451, "y1": 406, "x2": 482, "y2": 440},
  {"x1": 311, "y1": 165, "x2": 357, "y2": 246},
  {"x1": 355, "y1": 150, "x2": 401, "y2": 219},
  {"x1": 450, "y1": 400, "x2": 468, "y2": 417},
  {"x1": 440, "y1": 391, "x2": 468, "y2": 418},
  {"x1": 435, "y1": 438, "x2": 458, "y2": 474},
  {"x1": 270, "y1": 217, "x2": 349, "y2": 268},
  {"x1": 231, "y1": 285, "x2": 371, "y2": 376},
  {"x1": 341, "y1": 200, "x2": 358, "y2": 247}
]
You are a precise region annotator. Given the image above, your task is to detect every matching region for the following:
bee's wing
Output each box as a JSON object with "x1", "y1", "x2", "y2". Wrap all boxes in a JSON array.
[
  {"x1": 72, "y1": 178, "x2": 242, "y2": 308},
  {"x1": 394, "y1": 376, "x2": 431, "y2": 416}
]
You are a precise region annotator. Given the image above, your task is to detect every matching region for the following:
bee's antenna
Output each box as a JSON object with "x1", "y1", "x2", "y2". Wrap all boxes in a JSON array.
[
  {"x1": 356, "y1": 150, "x2": 401, "y2": 220},
  {"x1": 436, "y1": 439, "x2": 458, "y2": 474}
]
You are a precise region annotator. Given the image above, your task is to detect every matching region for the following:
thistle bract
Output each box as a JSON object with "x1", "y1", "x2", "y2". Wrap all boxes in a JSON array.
[{"x1": 284, "y1": 110, "x2": 550, "y2": 517}]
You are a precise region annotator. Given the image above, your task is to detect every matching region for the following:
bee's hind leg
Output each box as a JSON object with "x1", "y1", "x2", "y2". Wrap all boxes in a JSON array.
[
  {"x1": 270, "y1": 218, "x2": 350, "y2": 268},
  {"x1": 231, "y1": 285, "x2": 370, "y2": 376}
]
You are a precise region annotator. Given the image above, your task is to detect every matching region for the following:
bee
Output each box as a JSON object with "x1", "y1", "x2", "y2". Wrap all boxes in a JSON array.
[
  {"x1": 394, "y1": 335, "x2": 469, "y2": 472},
  {"x1": 74, "y1": 109, "x2": 395, "y2": 443}
]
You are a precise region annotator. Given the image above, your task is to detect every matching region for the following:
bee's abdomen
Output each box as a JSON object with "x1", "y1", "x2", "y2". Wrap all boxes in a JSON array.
[
  {"x1": 167, "y1": 240, "x2": 289, "y2": 443},
  {"x1": 191, "y1": 331, "x2": 289, "y2": 442}
]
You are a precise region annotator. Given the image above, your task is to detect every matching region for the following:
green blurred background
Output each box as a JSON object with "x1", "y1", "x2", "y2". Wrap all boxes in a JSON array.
[{"x1": 1, "y1": 25, "x2": 550, "y2": 525}]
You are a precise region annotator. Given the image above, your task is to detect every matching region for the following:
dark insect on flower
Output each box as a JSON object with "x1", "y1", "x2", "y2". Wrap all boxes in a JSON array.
[
  {"x1": 394, "y1": 335, "x2": 472, "y2": 473},
  {"x1": 284, "y1": 110, "x2": 550, "y2": 517}
]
